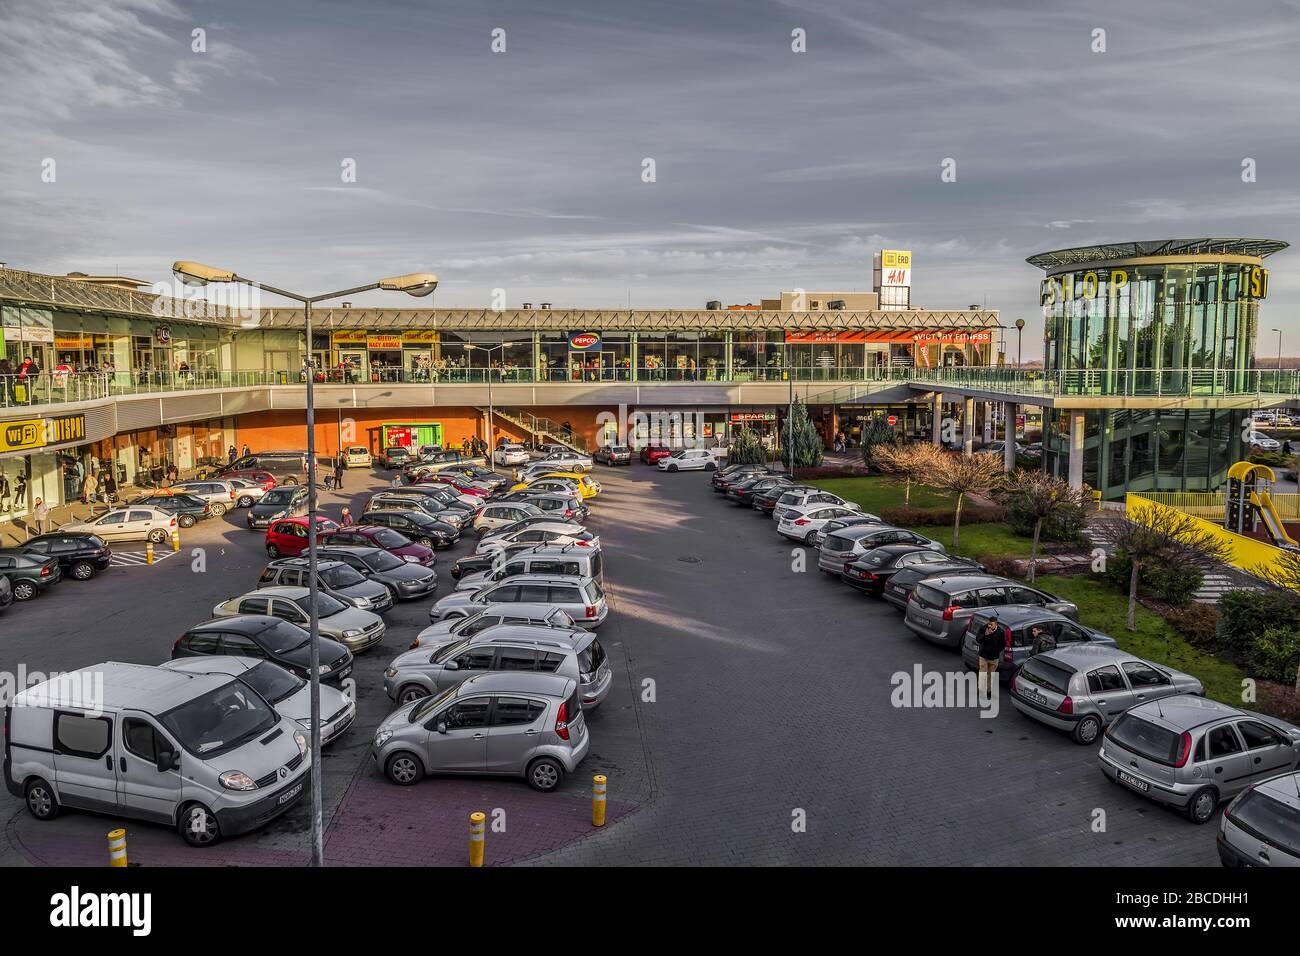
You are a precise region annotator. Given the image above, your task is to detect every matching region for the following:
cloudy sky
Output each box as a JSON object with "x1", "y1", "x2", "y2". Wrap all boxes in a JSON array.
[{"x1": 2, "y1": 0, "x2": 1299, "y2": 356}]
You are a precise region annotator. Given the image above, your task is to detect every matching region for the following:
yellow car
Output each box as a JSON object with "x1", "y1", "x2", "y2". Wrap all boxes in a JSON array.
[{"x1": 509, "y1": 471, "x2": 601, "y2": 499}]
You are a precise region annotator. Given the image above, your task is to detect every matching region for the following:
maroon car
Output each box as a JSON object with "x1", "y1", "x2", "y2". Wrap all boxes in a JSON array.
[
  {"x1": 638, "y1": 444, "x2": 673, "y2": 465},
  {"x1": 317, "y1": 525, "x2": 436, "y2": 567}
]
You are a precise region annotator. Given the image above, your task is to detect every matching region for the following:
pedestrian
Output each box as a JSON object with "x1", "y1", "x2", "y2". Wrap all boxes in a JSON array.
[
  {"x1": 228, "y1": 445, "x2": 237, "y2": 463},
  {"x1": 1028, "y1": 624, "x2": 1055, "y2": 655},
  {"x1": 242, "y1": 444, "x2": 250, "y2": 457},
  {"x1": 976, "y1": 616, "x2": 1003, "y2": 697},
  {"x1": 323, "y1": 472, "x2": 334, "y2": 491},
  {"x1": 33, "y1": 497, "x2": 49, "y2": 534},
  {"x1": 461, "y1": 437, "x2": 469, "y2": 456},
  {"x1": 333, "y1": 458, "x2": 345, "y2": 490},
  {"x1": 340, "y1": 507, "x2": 354, "y2": 526},
  {"x1": 390, "y1": 473, "x2": 402, "y2": 488},
  {"x1": 81, "y1": 470, "x2": 97, "y2": 505}
]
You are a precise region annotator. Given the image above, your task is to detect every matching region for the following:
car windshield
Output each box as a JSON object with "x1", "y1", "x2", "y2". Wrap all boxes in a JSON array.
[
  {"x1": 263, "y1": 488, "x2": 298, "y2": 504},
  {"x1": 294, "y1": 593, "x2": 347, "y2": 617},
  {"x1": 160, "y1": 680, "x2": 277, "y2": 757},
  {"x1": 1229, "y1": 789, "x2": 1300, "y2": 855},
  {"x1": 409, "y1": 685, "x2": 459, "y2": 723},
  {"x1": 449, "y1": 611, "x2": 487, "y2": 635},
  {"x1": 320, "y1": 565, "x2": 366, "y2": 588},
  {"x1": 373, "y1": 529, "x2": 410, "y2": 548},
  {"x1": 261, "y1": 620, "x2": 311, "y2": 653},
  {"x1": 432, "y1": 637, "x2": 472, "y2": 663},
  {"x1": 1107, "y1": 714, "x2": 1182, "y2": 766},
  {"x1": 364, "y1": 551, "x2": 404, "y2": 572},
  {"x1": 240, "y1": 661, "x2": 305, "y2": 704}
]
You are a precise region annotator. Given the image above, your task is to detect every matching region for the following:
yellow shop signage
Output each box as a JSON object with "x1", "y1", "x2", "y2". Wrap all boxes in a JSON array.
[{"x1": 1, "y1": 419, "x2": 45, "y2": 453}]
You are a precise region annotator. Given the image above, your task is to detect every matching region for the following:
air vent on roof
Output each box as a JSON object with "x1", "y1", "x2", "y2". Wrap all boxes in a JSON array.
[
  {"x1": 540, "y1": 302, "x2": 551, "y2": 310},
  {"x1": 827, "y1": 299, "x2": 845, "y2": 310},
  {"x1": 706, "y1": 300, "x2": 722, "y2": 310},
  {"x1": 522, "y1": 302, "x2": 533, "y2": 309}
]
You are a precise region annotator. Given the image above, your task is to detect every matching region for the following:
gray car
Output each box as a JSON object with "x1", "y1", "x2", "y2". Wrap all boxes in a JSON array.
[
  {"x1": 429, "y1": 573, "x2": 608, "y2": 627},
  {"x1": 257, "y1": 557, "x2": 394, "y2": 614},
  {"x1": 213, "y1": 586, "x2": 386, "y2": 653},
  {"x1": 365, "y1": 493, "x2": 468, "y2": 530},
  {"x1": 905, "y1": 574, "x2": 1078, "y2": 649},
  {"x1": 1218, "y1": 771, "x2": 1300, "y2": 867},
  {"x1": 817, "y1": 524, "x2": 942, "y2": 573},
  {"x1": 1009, "y1": 644, "x2": 1203, "y2": 743},
  {"x1": 411, "y1": 602, "x2": 578, "y2": 648},
  {"x1": 880, "y1": 558, "x2": 985, "y2": 610},
  {"x1": 371, "y1": 672, "x2": 590, "y2": 792},
  {"x1": 960, "y1": 605, "x2": 1117, "y2": 682},
  {"x1": 384, "y1": 624, "x2": 612, "y2": 708},
  {"x1": 1099, "y1": 695, "x2": 1300, "y2": 823}
]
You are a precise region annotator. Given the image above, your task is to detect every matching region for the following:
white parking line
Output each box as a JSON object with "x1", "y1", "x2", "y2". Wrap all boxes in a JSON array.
[{"x1": 109, "y1": 550, "x2": 179, "y2": 567}]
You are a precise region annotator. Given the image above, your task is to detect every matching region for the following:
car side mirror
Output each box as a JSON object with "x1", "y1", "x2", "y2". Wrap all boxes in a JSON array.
[
  {"x1": 156, "y1": 748, "x2": 178, "y2": 773},
  {"x1": 436, "y1": 722, "x2": 448, "y2": 734},
  {"x1": 444, "y1": 660, "x2": 459, "y2": 671}
]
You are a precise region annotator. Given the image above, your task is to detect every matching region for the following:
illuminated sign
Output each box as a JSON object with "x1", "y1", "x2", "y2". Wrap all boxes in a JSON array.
[
  {"x1": 730, "y1": 411, "x2": 777, "y2": 423},
  {"x1": 366, "y1": 334, "x2": 403, "y2": 350},
  {"x1": 1, "y1": 419, "x2": 45, "y2": 454},
  {"x1": 48, "y1": 414, "x2": 86, "y2": 444},
  {"x1": 567, "y1": 332, "x2": 602, "y2": 351},
  {"x1": 1039, "y1": 267, "x2": 1269, "y2": 305},
  {"x1": 877, "y1": 249, "x2": 912, "y2": 288},
  {"x1": 914, "y1": 331, "x2": 993, "y2": 345}
]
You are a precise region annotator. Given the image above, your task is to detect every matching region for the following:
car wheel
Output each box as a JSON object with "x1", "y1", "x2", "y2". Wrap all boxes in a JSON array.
[
  {"x1": 282, "y1": 477, "x2": 298, "y2": 485},
  {"x1": 397, "y1": 685, "x2": 428, "y2": 705},
  {"x1": 148, "y1": 528, "x2": 168, "y2": 544},
  {"x1": 178, "y1": 513, "x2": 197, "y2": 528},
  {"x1": 385, "y1": 752, "x2": 423, "y2": 786},
  {"x1": 24, "y1": 778, "x2": 59, "y2": 820},
  {"x1": 70, "y1": 561, "x2": 95, "y2": 581},
  {"x1": 238, "y1": 496, "x2": 254, "y2": 508},
  {"x1": 705, "y1": 461, "x2": 717, "y2": 471},
  {"x1": 178, "y1": 802, "x2": 221, "y2": 847},
  {"x1": 209, "y1": 503, "x2": 228, "y2": 517},
  {"x1": 418, "y1": 536, "x2": 434, "y2": 548},
  {"x1": 526, "y1": 756, "x2": 564, "y2": 792},
  {"x1": 12, "y1": 581, "x2": 36, "y2": 601},
  {"x1": 804, "y1": 530, "x2": 818, "y2": 545},
  {"x1": 266, "y1": 544, "x2": 280, "y2": 558},
  {"x1": 1071, "y1": 714, "x2": 1102, "y2": 745},
  {"x1": 1186, "y1": 786, "x2": 1219, "y2": 824},
  {"x1": 668, "y1": 463, "x2": 678, "y2": 472}
]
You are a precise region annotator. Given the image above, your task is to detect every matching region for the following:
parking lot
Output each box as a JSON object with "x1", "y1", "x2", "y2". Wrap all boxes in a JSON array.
[{"x1": 0, "y1": 459, "x2": 1221, "y2": 866}]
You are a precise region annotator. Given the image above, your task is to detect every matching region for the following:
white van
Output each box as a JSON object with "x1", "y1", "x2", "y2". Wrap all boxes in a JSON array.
[{"x1": 4, "y1": 662, "x2": 311, "y2": 847}]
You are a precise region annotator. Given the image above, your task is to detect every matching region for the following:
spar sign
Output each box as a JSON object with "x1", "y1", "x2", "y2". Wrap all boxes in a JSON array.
[{"x1": 567, "y1": 331, "x2": 603, "y2": 351}]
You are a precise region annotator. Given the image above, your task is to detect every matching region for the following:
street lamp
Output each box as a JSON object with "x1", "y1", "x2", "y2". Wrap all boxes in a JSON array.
[
  {"x1": 171, "y1": 260, "x2": 436, "y2": 868},
  {"x1": 463, "y1": 342, "x2": 508, "y2": 472},
  {"x1": 1014, "y1": 318, "x2": 1025, "y2": 367},
  {"x1": 1273, "y1": 329, "x2": 1283, "y2": 370}
]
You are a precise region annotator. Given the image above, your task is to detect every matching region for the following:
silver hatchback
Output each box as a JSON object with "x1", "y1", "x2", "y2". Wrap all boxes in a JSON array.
[
  {"x1": 905, "y1": 574, "x2": 1078, "y2": 649},
  {"x1": 818, "y1": 525, "x2": 942, "y2": 574},
  {"x1": 372, "y1": 672, "x2": 590, "y2": 792},
  {"x1": 1010, "y1": 645, "x2": 1204, "y2": 744}
]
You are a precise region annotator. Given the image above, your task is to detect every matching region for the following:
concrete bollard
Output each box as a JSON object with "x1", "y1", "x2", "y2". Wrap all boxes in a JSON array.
[
  {"x1": 145, "y1": 541, "x2": 154, "y2": 565},
  {"x1": 469, "y1": 811, "x2": 485, "y2": 867},
  {"x1": 108, "y1": 828, "x2": 127, "y2": 867},
  {"x1": 592, "y1": 774, "x2": 607, "y2": 827}
]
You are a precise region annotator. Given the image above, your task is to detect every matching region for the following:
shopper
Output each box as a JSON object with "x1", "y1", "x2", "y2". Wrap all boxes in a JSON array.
[
  {"x1": 81, "y1": 470, "x2": 98, "y2": 505},
  {"x1": 228, "y1": 445, "x2": 237, "y2": 463},
  {"x1": 976, "y1": 616, "x2": 1003, "y2": 697},
  {"x1": 340, "y1": 507, "x2": 354, "y2": 526},
  {"x1": 333, "y1": 458, "x2": 345, "y2": 491},
  {"x1": 33, "y1": 497, "x2": 49, "y2": 534}
]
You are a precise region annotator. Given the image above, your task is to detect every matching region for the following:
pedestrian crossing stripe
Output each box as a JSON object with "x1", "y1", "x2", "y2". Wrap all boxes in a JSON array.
[{"x1": 110, "y1": 550, "x2": 178, "y2": 567}]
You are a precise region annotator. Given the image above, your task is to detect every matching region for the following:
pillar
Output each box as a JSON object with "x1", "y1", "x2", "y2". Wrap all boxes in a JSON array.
[
  {"x1": 962, "y1": 397, "x2": 975, "y2": 456},
  {"x1": 931, "y1": 393, "x2": 943, "y2": 446},
  {"x1": 1067, "y1": 409, "x2": 1085, "y2": 490},
  {"x1": 1002, "y1": 401, "x2": 1018, "y2": 471},
  {"x1": 982, "y1": 402, "x2": 993, "y2": 445}
]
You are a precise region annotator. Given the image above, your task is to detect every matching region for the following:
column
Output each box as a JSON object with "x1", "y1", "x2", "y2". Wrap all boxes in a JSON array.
[
  {"x1": 1002, "y1": 401, "x2": 1018, "y2": 471},
  {"x1": 1067, "y1": 409, "x2": 1085, "y2": 490},
  {"x1": 931, "y1": 393, "x2": 943, "y2": 446},
  {"x1": 962, "y1": 396, "x2": 975, "y2": 456},
  {"x1": 982, "y1": 402, "x2": 993, "y2": 444}
]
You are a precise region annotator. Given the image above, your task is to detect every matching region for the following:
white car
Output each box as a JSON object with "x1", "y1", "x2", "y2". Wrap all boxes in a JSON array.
[
  {"x1": 475, "y1": 522, "x2": 599, "y2": 554},
  {"x1": 162, "y1": 656, "x2": 356, "y2": 745},
  {"x1": 777, "y1": 505, "x2": 868, "y2": 544},
  {"x1": 473, "y1": 502, "x2": 544, "y2": 535},
  {"x1": 772, "y1": 488, "x2": 858, "y2": 521},
  {"x1": 657, "y1": 448, "x2": 722, "y2": 472},
  {"x1": 343, "y1": 445, "x2": 373, "y2": 468},
  {"x1": 62, "y1": 506, "x2": 178, "y2": 543},
  {"x1": 493, "y1": 443, "x2": 531, "y2": 466},
  {"x1": 1252, "y1": 436, "x2": 1284, "y2": 452},
  {"x1": 227, "y1": 477, "x2": 269, "y2": 507}
]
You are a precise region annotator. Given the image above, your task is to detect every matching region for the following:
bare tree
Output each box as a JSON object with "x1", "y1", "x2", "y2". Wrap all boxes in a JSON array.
[
  {"x1": 1099, "y1": 506, "x2": 1231, "y2": 631},
  {"x1": 997, "y1": 471, "x2": 1092, "y2": 582},
  {"x1": 871, "y1": 442, "x2": 946, "y2": 509},
  {"x1": 928, "y1": 452, "x2": 1006, "y2": 551}
]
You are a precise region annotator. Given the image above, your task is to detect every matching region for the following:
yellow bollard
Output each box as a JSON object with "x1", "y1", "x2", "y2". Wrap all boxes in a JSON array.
[
  {"x1": 146, "y1": 540, "x2": 154, "y2": 565},
  {"x1": 107, "y1": 828, "x2": 127, "y2": 867},
  {"x1": 592, "y1": 774, "x2": 607, "y2": 827},
  {"x1": 171, "y1": 529, "x2": 180, "y2": 552},
  {"x1": 468, "y1": 811, "x2": 485, "y2": 867}
]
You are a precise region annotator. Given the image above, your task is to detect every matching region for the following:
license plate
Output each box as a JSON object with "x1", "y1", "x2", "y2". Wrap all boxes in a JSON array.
[
  {"x1": 338, "y1": 666, "x2": 352, "y2": 680},
  {"x1": 1023, "y1": 689, "x2": 1046, "y2": 705},
  {"x1": 1117, "y1": 770, "x2": 1150, "y2": 793},
  {"x1": 278, "y1": 782, "x2": 303, "y2": 805}
]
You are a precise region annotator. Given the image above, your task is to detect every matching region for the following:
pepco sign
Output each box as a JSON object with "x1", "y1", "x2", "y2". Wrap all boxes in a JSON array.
[{"x1": 567, "y1": 331, "x2": 602, "y2": 351}]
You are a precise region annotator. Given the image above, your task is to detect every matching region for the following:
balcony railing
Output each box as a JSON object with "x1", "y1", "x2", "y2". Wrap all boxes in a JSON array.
[{"x1": 900, "y1": 367, "x2": 1300, "y2": 398}]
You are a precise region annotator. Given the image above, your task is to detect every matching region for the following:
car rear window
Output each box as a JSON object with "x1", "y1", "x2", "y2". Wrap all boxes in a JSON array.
[
  {"x1": 578, "y1": 638, "x2": 606, "y2": 676},
  {"x1": 911, "y1": 584, "x2": 946, "y2": 611},
  {"x1": 1229, "y1": 789, "x2": 1300, "y2": 856},
  {"x1": 1107, "y1": 714, "x2": 1182, "y2": 766},
  {"x1": 822, "y1": 534, "x2": 853, "y2": 552},
  {"x1": 1016, "y1": 658, "x2": 1073, "y2": 695}
]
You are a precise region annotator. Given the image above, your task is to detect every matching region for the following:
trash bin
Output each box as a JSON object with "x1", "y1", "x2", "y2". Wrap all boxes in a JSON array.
[{"x1": 278, "y1": 371, "x2": 288, "y2": 384}]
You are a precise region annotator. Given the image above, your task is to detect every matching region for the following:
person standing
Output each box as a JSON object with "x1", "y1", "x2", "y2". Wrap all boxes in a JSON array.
[
  {"x1": 242, "y1": 444, "x2": 251, "y2": 457},
  {"x1": 228, "y1": 445, "x2": 237, "y2": 463},
  {"x1": 976, "y1": 616, "x2": 1004, "y2": 697},
  {"x1": 33, "y1": 497, "x2": 49, "y2": 534},
  {"x1": 333, "y1": 458, "x2": 345, "y2": 491},
  {"x1": 81, "y1": 469, "x2": 97, "y2": 505},
  {"x1": 340, "y1": 507, "x2": 354, "y2": 526}
]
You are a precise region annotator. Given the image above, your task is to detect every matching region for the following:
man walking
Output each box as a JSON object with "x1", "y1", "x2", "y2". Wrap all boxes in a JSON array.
[
  {"x1": 333, "y1": 458, "x2": 345, "y2": 491},
  {"x1": 976, "y1": 615, "x2": 1003, "y2": 697}
]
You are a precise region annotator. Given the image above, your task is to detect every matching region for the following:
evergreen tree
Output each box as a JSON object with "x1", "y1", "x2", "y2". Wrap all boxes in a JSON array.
[{"x1": 780, "y1": 399, "x2": 824, "y2": 471}]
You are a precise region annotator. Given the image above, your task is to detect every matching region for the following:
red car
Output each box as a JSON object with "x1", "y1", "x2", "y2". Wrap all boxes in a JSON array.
[
  {"x1": 264, "y1": 515, "x2": 339, "y2": 558},
  {"x1": 317, "y1": 525, "x2": 437, "y2": 567},
  {"x1": 639, "y1": 445, "x2": 673, "y2": 465},
  {"x1": 218, "y1": 468, "x2": 278, "y2": 490},
  {"x1": 416, "y1": 474, "x2": 488, "y2": 497}
]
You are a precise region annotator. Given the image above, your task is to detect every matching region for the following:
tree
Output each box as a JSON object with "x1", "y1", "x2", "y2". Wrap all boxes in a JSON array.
[
  {"x1": 780, "y1": 399, "x2": 823, "y2": 472},
  {"x1": 872, "y1": 442, "x2": 946, "y2": 509},
  {"x1": 726, "y1": 427, "x2": 766, "y2": 466},
  {"x1": 996, "y1": 471, "x2": 1092, "y2": 582},
  {"x1": 928, "y1": 452, "x2": 1005, "y2": 551},
  {"x1": 1098, "y1": 505, "x2": 1231, "y2": 631},
  {"x1": 859, "y1": 415, "x2": 896, "y2": 472}
]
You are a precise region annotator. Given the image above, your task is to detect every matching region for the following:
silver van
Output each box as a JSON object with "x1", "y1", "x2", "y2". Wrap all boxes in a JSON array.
[
  {"x1": 1099, "y1": 695, "x2": 1300, "y2": 823},
  {"x1": 905, "y1": 574, "x2": 1078, "y2": 649},
  {"x1": 430, "y1": 573, "x2": 608, "y2": 627},
  {"x1": 372, "y1": 672, "x2": 589, "y2": 791},
  {"x1": 384, "y1": 623, "x2": 612, "y2": 708},
  {"x1": 4, "y1": 662, "x2": 310, "y2": 847},
  {"x1": 454, "y1": 544, "x2": 604, "y2": 592},
  {"x1": 412, "y1": 602, "x2": 577, "y2": 648}
]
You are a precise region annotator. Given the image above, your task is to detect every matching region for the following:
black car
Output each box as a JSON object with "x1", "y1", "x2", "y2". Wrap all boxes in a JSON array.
[
  {"x1": 382, "y1": 483, "x2": 475, "y2": 514},
  {"x1": 20, "y1": 532, "x2": 113, "y2": 581},
  {"x1": 712, "y1": 464, "x2": 774, "y2": 493},
  {"x1": 842, "y1": 545, "x2": 959, "y2": 597},
  {"x1": 381, "y1": 446, "x2": 414, "y2": 470},
  {"x1": 173, "y1": 615, "x2": 354, "y2": 684},
  {"x1": 247, "y1": 486, "x2": 309, "y2": 529},
  {"x1": 880, "y1": 557, "x2": 988, "y2": 611},
  {"x1": 363, "y1": 509, "x2": 459, "y2": 548},
  {"x1": 0, "y1": 549, "x2": 62, "y2": 600},
  {"x1": 450, "y1": 542, "x2": 540, "y2": 579},
  {"x1": 316, "y1": 545, "x2": 439, "y2": 600},
  {"x1": 131, "y1": 492, "x2": 211, "y2": 528},
  {"x1": 726, "y1": 475, "x2": 792, "y2": 505}
]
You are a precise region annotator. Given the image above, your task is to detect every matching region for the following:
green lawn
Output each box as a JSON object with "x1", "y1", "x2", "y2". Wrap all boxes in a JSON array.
[{"x1": 807, "y1": 476, "x2": 949, "y2": 514}]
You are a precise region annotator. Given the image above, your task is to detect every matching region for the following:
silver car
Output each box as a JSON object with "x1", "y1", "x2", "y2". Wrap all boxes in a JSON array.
[
  {"x1": 227, "y1": 478, "x2": 269, "y2": 508},
  {"x1": 473, "y1": 502, "x2": 544, "y2": 535},
  {"x1": 1218, "y1": 771, "x2": 1300, "y2": 867},
  {"x1": 1009, "y1": 644, "x2": 1203, "y2": 744},
  {"x1": 475, "y1": 523, "x2": 598, "y2": 554},
  {"x1": 213, "y1": 586, "x2": 386, "y2": 653},
  {"x1": 384, "y1": 624, "x2": 612, "y2": 708},
  {"x1": 817, "y1": 524, "x2": 942, "y2": 574},
  {"x1": 430, "y1": 573, "x2": 609, "y2": 627},
  {"x1": 412, "y1": 602, "x2": 577, "y2": 648},
  {"x1": 1099, "y1": 695, "x2": 1300, "y2": 823},
  {"x1": 904, "y1": 574, "x2": 1077, "y2": 649},
  {"x1": 62, "y1": 506, "x2": 178, "y2": 544},
  {"x1": 772, "y1": 488, "x2": 857, "y2": 521},
  {"x1": 169, "y1": 479, "x2": 238, "y2": 517},
  {"x1": 371, "y1": 672, "x2": 590, "y2": 792}
]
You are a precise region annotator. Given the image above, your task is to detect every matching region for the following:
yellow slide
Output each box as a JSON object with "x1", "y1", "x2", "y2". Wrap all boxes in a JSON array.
[{"x1": 1251, "y1": 489, "x2": 1298, "y2": 547}]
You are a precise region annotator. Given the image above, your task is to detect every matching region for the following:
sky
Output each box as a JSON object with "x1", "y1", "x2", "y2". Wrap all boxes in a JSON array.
[{"x1": 2, "y1": 0, "x2": 1299, "y2": 359}]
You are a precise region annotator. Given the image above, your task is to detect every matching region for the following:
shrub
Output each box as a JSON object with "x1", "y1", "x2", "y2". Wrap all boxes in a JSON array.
[
  {"x1": 727, "y1": 427, "x2": 767, "y2": 466},
  {"x1": 1247, "y1": 626, "x2": 1300, "y2": 684},
  {"x1": 977, "y1": 555, "x2": 1021, "y2": 578},
  {"x1": 1104, "y1": 551, "x2": 1203, "y2": 606},
  {"x1": 879, "y1": 503, "x2": 1007, "y2": 527},
  {"x1": 1217, "y1": 589, "x2": 1300, "y2": 660},
  {"x1": 1163, "y1": 603, "x2": 1221, "y2": 648},
  {"x1": 794, "y1": 465, "x2": 868, "y2": 480},
  {"x1": 999, "y1": 471, "x2": 1091, "y2": 547}
]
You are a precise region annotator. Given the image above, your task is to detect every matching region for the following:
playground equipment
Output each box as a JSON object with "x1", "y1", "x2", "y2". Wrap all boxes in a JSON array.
[{"x1": 1225, "y1": 461, "x2": 1297, "y2": 547}]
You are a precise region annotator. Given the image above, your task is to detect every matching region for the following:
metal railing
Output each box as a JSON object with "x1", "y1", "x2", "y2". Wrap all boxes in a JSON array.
[
  {"x1": 493, "y1": 407, "x2": 589, "y2": 453},
  {"x1": 1140, "y1": 491, "x2": 1300, "y2": 522},
  {"x1": 900, "y1": 366, "x2": 1300, "y2": 398}
]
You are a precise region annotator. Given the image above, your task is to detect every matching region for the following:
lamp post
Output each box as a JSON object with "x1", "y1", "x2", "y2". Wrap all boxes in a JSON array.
[
  {"x1": 171, "y1": 261, "x2": 436, "y2": 868},
  {"x1": 1014, "y1": 318, "x2": 1025, "y2": 367},
  {"x1": 1273, "y1": 329, "x2": 1283, "y2": 370},
  {"x1": 463, "y1": 342, "x2": 508, "y2": 472}
]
